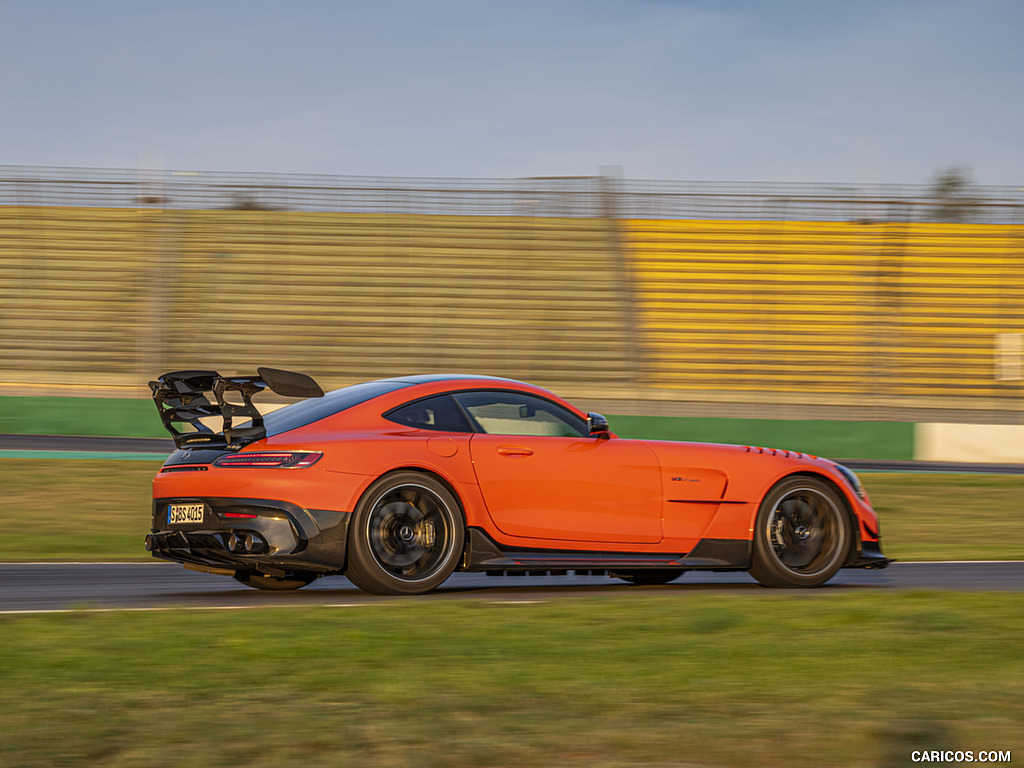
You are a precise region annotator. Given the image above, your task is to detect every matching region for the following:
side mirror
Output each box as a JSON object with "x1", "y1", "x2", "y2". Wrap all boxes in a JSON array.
[{"x1": 587, "y1": 412, "x2": 610, "y2": 440}]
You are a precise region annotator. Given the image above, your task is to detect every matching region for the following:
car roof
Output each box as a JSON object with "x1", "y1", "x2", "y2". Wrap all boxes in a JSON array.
[
  {"x1": 382, "y1": 374, "x2": 524, "y2": 385},
  {"x1": 262, "y1": 373, "x2": 568, "y2": 438}
]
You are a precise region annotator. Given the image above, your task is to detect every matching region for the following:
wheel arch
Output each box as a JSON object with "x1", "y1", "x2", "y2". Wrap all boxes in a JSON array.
[
  {"x1": 346, "y1": 462, "x2": 468, "y2": 518},
  {"x1": 364, "y1": 465, "x2": 468, "y2": 524},
  {"x1": 756, "y1": 469, "x2": 861, "y2": 564}
]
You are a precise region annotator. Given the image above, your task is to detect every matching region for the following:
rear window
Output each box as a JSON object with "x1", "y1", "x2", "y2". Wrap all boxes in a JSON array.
[
  {"x1": 384, "y1": 394, "x2": 473, "y2": 432},
  {"x1": 264, "y1": 380, "x2": 410, "y2": 436}
]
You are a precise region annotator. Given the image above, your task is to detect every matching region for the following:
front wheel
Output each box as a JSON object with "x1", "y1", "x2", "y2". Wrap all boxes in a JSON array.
[
  {"x1": 345, "y1": 472, "x2": 465, "y2": 595},
  {"x1": 749, "y1": 476, "x2": 852, "y2": 588}
]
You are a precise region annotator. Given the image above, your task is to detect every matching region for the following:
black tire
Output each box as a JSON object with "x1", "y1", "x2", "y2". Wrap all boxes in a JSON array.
[
  {"x1": 749, "y1": 476, "x2": 852, "y2": 588},
  {"x1": 345, "y1": 471, "x2": 465, "y2": 595},
  {"x1": 233, "y1": 570, "x2": 318, "y2": 590},
  {"x1": 612, "y1": 569, "x2": 686, "y2": 585}
]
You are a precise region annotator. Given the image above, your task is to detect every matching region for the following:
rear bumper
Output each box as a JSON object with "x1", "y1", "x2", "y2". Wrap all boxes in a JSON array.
[{"x1": 149, "y1": 496, "x2": 350, "y2": 574}]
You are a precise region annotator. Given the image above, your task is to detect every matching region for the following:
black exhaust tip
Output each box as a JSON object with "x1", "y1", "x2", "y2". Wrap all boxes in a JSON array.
[{"x1": 227, "y1": 531, "x2": 266, "y2": 554}]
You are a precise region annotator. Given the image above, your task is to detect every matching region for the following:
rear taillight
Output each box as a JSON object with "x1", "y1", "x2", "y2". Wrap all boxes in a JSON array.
[{"x1": 213, "y1": 451, "x2": 323, "y2": 469}]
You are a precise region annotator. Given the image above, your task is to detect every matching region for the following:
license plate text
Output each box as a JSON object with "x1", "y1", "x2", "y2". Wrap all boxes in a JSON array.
[{"x1": 168, "y1": 503, "x2": 205, "y2": 525}]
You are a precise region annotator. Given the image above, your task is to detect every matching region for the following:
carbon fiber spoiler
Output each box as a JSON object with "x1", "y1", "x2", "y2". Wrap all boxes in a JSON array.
[{"x1": 149, "y1": 367, "x2": 324, "y2": 449}]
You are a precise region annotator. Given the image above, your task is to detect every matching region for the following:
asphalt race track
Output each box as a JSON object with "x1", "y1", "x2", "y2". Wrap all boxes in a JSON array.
[{"x1": 1, "y1": 561, "x2": 1022, "y2": 613}]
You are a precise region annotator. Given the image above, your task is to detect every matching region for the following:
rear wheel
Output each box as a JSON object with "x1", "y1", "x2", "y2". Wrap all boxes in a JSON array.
[
  {"x1": 345, "y1": 472, "x2": 465, "y2": 595},
  {"x1": 233, "y1": 570, "x2": 318, "y2": 590},
  {"x1": 749, "y1": 476, "x2": 852, "y2": 588}
]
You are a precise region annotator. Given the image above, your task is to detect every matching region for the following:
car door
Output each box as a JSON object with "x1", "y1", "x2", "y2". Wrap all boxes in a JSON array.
[{"x1": 457, "y1": 391, "x2": 663, "y2": 544}]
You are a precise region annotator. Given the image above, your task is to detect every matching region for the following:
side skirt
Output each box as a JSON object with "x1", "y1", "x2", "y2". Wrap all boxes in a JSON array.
[{"x1": 460, "y1": 528, "x2": 751, "y2": 575}]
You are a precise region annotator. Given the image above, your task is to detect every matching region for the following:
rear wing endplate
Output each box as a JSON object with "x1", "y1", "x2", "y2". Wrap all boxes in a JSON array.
[{"x1": 149, "y1": 367, "x2": 324, "y2": 449}]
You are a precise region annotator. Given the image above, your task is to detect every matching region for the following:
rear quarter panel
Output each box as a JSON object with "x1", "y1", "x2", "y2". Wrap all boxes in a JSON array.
[{"x1": 262, "y1": 426, "x2": 490, "y2": 525}]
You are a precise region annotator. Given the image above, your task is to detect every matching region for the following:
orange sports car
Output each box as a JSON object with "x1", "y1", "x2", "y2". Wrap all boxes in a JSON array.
[{"x1": 147, "y1": 368, "x2": 888, "y2": 594}]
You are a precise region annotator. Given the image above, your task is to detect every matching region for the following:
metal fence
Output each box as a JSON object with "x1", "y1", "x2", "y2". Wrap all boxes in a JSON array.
[
  {"x1": 4, "y1": 165, "x2": 1023, "y2": 222},
  {"x1": 1, "y1": 166, "x2": 1022, "y2": 423}
]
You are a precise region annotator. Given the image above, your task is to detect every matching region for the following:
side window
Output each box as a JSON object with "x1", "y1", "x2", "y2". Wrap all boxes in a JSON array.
[
  {"x1": 385, "y1": 395, "x2": 473, "y2": 433},
  {"x1": 453, "y1": 391, "x2": 587, "y2": 437}
]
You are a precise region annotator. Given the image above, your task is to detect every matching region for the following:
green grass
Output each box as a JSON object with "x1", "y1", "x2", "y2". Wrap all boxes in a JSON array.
[
  {"x1": 1, "y1": 594, "x2": 1021, "y2": 767},
  {"x1": 863, "y1": 472, "x2": 1024, "y2": 561},
  {"x1": 0, "y1": 459, "x2": 161, "y2": 561},
  {"x1": 1, "y1": 459, "x2": 1023, "y2": 562},
  {"x1": 0, "y1": 395, "x2": 168, "y2": 438}
]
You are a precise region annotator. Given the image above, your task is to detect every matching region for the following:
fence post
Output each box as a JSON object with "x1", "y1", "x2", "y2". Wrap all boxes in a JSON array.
[{"x1": 597, "y1": 174, "x2": 645, "y2": 397}]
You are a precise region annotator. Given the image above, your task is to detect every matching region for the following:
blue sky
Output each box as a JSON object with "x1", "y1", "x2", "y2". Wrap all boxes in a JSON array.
[{"x1": 2, "y1": 0, "x2": 1022, "y2": 185}]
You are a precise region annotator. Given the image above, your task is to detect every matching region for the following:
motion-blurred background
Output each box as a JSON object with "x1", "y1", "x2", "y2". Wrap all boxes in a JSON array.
[
  {"x1": 0, "y1": 166, "x2": 1021, "y2": 422},
  {"x1": 2, "y1": 1, "x2": 1022, "y2": 461}
]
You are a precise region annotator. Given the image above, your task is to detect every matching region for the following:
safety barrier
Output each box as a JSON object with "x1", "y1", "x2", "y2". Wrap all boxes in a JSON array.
[
  {"x1": 0, "y1": 168, "x2": 1021, "y2": 423},
  {"x1": 628, "y1": 219, "x2": 1024, "y2": 416},
  {"x1": 0, "y1": 206, "x2": 633, "y2": 397}
]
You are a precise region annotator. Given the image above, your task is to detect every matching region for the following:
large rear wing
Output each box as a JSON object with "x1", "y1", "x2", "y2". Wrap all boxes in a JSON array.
[{"x1": 149, "y1": 367, "x2": 324, "y2": 449}]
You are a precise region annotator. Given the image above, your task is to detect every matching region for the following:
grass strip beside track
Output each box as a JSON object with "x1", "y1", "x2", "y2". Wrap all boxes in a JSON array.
[
  {"x1": 0, "y1": 395, "x2": 166, "y2": 438},
  {"x1": 1, "y1": 459, "x2": 1022, "y2": 562},
  {"x1": 1, "y1": 394, "x2": 914, "y2": 459},
  {"x1": 611, "y1": 414, "x2": 915, "y2": 461},
  {"x1": 1, "y1": 594, "x2": 1021, "y2": 767}
]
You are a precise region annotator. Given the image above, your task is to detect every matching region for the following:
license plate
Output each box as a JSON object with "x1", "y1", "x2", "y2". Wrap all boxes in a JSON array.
[{"x1": 168, "y1": 502, "x2": 205, "y2": 525}]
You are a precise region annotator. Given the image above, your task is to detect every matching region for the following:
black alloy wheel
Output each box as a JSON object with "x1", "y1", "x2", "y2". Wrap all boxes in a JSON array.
[
  {"x1": 345, "y1": 471, "x2": 465, "y2": 595},
  {"x1": 749, "y1": 476, "x2": 852, "y2": 588}
]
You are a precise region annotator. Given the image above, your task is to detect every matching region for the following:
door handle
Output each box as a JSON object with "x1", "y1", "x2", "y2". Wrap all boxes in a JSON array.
[{"x1": 497, "y1": 445, "x2": 534, "y2": 457}]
